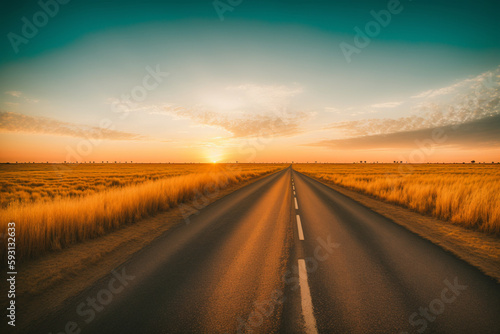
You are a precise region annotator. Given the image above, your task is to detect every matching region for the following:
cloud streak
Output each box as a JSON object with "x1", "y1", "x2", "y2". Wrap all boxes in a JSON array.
[
  {"x1": 411, "y1": 66, "x2": 500, "y2": 99},
  {"x1": 4, "y1": 90, "x2": 39, "y2": 103},
  {"x1": 131, "y1": 83, "x2": 312, "y2": 138},
  {"x1": 370, "y1": 101, "x2": 402, "y2": 108},
  {"x1": 326, "y1": 67, "x2": 500, "y2": 137},
  {"x1": 313, "y1": 66, "x2": 500, "y2": 151},
  {"x1": 157, "y1": 105, "x2": 312, "y2": 138},
  {"x1": 5, "y1": 91, "x2": 22, "y2": 98},
  {"x1": 309, "y1": 114, "x2": 500, "y2": 150},
  {"x1": 0, "y1": 111, "x2": 144, "y2": 141}
]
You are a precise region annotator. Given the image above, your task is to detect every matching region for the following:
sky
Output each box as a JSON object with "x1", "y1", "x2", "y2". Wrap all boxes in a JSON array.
[{"x1": 0, "y1": 0, "x2": 499, "y2": 163}]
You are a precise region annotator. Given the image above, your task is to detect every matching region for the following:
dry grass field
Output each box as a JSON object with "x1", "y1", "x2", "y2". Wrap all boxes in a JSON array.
[
  {"x1": 294, "y1": 163, "x2": 500, "y2": 235},
  {"x1": 0, "y1": 163, "x2": 285, "y2": 261},
  {"x1": 0, "y1": 163, "x2": 215, "y2": 208}
]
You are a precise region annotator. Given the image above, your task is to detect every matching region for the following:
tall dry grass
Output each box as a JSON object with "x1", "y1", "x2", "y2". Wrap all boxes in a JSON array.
[
  {"x1": 294, "y1": 164, "x2": 500, "y2": 235},
  {"x1": 0, "y1": 164, "x2": 284, "y2": 261},
  {"x1": 0, "y1": 163, "x2": 216, "y2": 207}
]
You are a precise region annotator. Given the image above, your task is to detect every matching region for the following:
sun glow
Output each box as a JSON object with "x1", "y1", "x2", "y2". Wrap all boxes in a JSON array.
[{"x1": 205, "y1": 146, "x2": 225, "y2": 164}]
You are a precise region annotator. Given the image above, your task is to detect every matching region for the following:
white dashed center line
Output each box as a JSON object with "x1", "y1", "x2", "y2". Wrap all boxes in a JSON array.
[
  {"x1": 296, "y1": 215, "x2": 304, "y2": 240},
  {"x1": 292, "y1": 175, "x2": 318, "y2": 333},
  {"x1": 298, "y1": 259, "x2": 318, "y2": 334}
]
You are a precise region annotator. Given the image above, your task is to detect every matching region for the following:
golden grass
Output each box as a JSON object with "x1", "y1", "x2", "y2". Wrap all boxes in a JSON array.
[
  {"x1": 294, "y1": 163, "x2": 500, "y2": 235},
  {"x1": 0, "y1": 163, "x2": 214, "y2": 208},
  {"x1": 0, "y1": 163, "x2": 285, "y2": 261}
]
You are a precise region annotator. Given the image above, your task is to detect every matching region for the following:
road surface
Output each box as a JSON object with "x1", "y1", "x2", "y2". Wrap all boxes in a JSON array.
[{"x1": 29, "y1": 167, "x2": 500, "y2": 333}]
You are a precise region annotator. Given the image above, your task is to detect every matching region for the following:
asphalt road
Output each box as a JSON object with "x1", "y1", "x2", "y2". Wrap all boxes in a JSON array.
[{"x1": 29, "y1": 167, "x2": 500, "y2": 334}]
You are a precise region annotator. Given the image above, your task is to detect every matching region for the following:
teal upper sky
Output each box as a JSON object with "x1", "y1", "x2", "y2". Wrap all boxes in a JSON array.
[{"x1": 2, "y1": 0, "x2": 500, "y2": 64}]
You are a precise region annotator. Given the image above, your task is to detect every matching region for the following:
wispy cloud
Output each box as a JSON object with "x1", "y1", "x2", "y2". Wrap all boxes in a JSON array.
[
  {"x1": 411, "y1": 66, "x2": 500, "y2": 99},
  {"x1": 323, "y1": 101, "x2": 400, "y2": 118},
  {"x1": 5, "y1": 91, "x2": 22, "y2": 98},
  {"x1": 370, "y1": 101, "x2": 402, "y2": 108},
  {"x1": 308, "y1": 114, "x2": 500, "y2": 150},
  {"x1": 326, "y1": 67, "x2": 500, "y2": 137},
  {"x1": 4, "y1": 90, "x2": 40, "y2": 103},
  {"x1": 0, "y1": 111, "x2": 144, "y2": 141},
  {"x1": 109, "y1": 82, "x2": 312, "y2": 138},
  {"x1": 313, "y1": 66, "x2": 500, "y2": 150},
  {"x1": 158, "y1": 104, "x2": 312, "y2": 138},
  {"x1": 411, "y1": 89, "x2": 434, "y2": 99},
  {"x1": 324, "y1": 107, "x2": 340, "y2": 113}
]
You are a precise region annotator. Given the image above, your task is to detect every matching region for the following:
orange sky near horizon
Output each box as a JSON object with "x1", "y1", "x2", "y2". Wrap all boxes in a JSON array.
[{"x1": 1, "y1": 132, "x2": 499, "y2": 164}]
